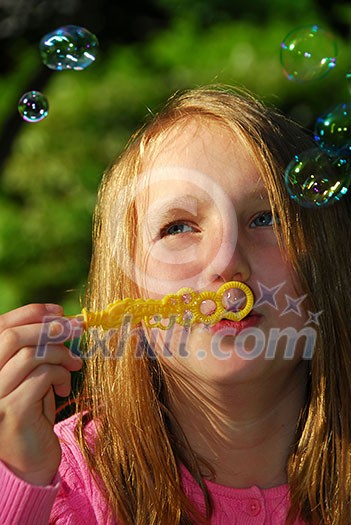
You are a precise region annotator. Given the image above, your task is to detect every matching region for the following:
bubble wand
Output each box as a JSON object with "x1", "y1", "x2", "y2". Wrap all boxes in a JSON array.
[{"x1": 79, "y1": 281, "x2": 254, "y2": 331}]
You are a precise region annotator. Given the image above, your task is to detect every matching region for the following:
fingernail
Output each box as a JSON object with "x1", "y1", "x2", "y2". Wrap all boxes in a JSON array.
[
  {"x1": 45, "y1": 304, "x2": 63, "y2": 314},
  {"x1": 49, "y1": 319, "x2": 68, "y2": 337}
]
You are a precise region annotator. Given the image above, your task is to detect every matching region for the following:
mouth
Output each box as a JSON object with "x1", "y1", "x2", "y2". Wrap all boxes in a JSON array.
[{"x1": 209, "y1": 310, "x2": 262, "y2": 335}]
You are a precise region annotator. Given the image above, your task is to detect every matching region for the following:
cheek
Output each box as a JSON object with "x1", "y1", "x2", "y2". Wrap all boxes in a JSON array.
[
  {"x1": 252, "y1": 248, "x2": 307, "y2": 311},
  {"x1": 257, "y1": 261, "x2": 309, "y2": 327},
  {"x1": 136, "y1": 235, "x2": 222, "y2": 296},
  {"x1": 254, "y1": 247, "x2": 291, "y2": 285},
  {"x1": 135, "y1": 254, "x2": 204, "y2": 297},
  {"x1": 146, "y1": 238, "x2": 203, "y2": 278}
]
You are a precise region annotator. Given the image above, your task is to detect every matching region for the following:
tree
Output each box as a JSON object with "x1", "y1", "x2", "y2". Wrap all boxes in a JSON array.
[{"x1": 0, "y1": 0, "x2": 350, "y2": 313}]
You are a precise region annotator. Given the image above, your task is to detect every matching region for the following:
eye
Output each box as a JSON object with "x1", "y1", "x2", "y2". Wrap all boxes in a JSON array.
[
  {"x1": 160, "y1": 222, "x2": 195, "y2": 237},
  {"x1": 250, "y1": 211, "x2": 280, "y2": 228}
]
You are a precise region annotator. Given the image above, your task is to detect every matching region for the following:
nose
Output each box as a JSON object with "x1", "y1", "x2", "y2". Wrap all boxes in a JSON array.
[{"x1": 200, "y1": 235, "x2": 251, "y2": 288}]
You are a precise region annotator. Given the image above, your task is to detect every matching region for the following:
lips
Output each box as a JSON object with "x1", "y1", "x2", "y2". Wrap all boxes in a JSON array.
[{"x1": 209, "y1": 312, "x2": 262, "y2": 335}]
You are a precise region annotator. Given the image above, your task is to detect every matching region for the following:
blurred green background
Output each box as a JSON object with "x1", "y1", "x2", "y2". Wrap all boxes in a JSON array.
[{"x1": 0, "y1": 0, "x2": 350, "y2": 315}]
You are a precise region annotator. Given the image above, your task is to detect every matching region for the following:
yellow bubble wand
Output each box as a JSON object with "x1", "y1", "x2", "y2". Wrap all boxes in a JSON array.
[{"x1": 80, "y1": 281, "x2": 254, "y2": 331}]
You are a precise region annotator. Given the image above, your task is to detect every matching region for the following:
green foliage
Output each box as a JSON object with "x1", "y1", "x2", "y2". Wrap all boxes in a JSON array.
[
  {"x1": 0, "y1": 1, "x2": 349, "y2": 314},
  {"x1": 155, "y1": 0, "x2": 316, "y2": 26}
]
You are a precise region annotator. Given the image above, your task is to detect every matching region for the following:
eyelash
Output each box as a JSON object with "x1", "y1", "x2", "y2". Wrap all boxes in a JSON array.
[
  {"x1": 160, "y1": 221, "x2": 197, "y2": 238},
  {"x1": 250, "y1": 211, "x2": 280, "y2": 228},
  {"x1": 159, "y1": 211, "x2": 279, "y2": 237}
]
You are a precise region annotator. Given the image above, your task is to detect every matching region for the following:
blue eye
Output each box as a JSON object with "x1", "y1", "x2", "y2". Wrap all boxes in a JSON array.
[
  {"x1": 250, "y1": 212, "x2": 280, "y2": 228},
  {"x1": 162, "y1": 222, "x2": 194, "y2": 236}
]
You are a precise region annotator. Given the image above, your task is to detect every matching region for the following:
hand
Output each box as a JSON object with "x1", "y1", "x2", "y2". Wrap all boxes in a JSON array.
[{"x1": 0, "y1": 303, "x2": 83, "y2": 485}]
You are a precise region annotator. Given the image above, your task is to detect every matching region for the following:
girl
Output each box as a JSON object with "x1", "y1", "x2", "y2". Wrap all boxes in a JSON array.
[{"x1": 0, "y1": 86, "x2": 350, "y2": 524}]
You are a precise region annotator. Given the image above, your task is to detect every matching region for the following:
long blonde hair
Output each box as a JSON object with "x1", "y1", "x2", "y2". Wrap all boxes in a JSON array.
[{"x1": 76, "y1": 85, "x2": 351, "y2": 524}]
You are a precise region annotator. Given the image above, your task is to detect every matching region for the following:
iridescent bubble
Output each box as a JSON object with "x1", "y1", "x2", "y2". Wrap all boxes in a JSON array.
[
  {"x1": 39, "y1": 25, "x2": 99, "y2": 71},
  {"x1": 285, "y1": 148, "x2": 351, "y2": 207},
  {"x1": 280, "y1": 25, "x2": 337, "y2": 82},
  {"x1": 18, "y1": 91, "x2": 49, "y2": 123},
  {"x1": 314, "y1": 102, "x2": 351, "y2": 155},
  {"x1": 222, "y1": 288, "x2": 246, "y2": 312},
  {"x1": 199, "y1": 299, "x2": 217, "y2": 316}
]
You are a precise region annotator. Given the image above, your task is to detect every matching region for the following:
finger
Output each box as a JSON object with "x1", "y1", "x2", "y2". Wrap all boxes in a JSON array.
[
  {"x1": 2, "y1": 364, "x2": 73, "y2": 422},
  {"x1": 32, "y1": 364, "x2": 73, "y2": 399},
  {"x1": 0, "y1": 344, "x2": 82, "y2": 398},
  {"x1": 0, "y1": 318, "x2": 84, "y2": 369},
  {"x1": 0, "y1": 304, "x2": 64, "y2": 333}
]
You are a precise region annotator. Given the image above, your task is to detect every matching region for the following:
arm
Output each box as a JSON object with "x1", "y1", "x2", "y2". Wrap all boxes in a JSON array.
[
  {"x1": 0, "y1": 303, "x2": 83, "y2": 523},
  {"x1": 0, "y1": 460, "x2": 60, "y2": 525},
  {"x1": 0, "y1": 421, "x2": 107, "y2": 525}
]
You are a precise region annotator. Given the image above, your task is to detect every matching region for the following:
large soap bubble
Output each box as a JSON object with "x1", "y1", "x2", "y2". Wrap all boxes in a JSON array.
[
  {"x1": 314, "y1": 102, "x2": 351, "y2": 155},
  {"x1": 18, "y1": 90, "x2": 49, "y2": 122},
  {"x1": 285, "y1": 148, "x2": 351, "y2": 207},
  {"x1": 280, "y1": 25, "x2": 337, "y2": 82},
  {"x1": 39, "y1": 25, "x2": 99, "y2": 71}
]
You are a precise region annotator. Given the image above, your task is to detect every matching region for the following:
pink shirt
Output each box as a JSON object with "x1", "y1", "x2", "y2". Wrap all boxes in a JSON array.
[{"x1": 0, "y1": 415, "x2": 306, "y2": 524}]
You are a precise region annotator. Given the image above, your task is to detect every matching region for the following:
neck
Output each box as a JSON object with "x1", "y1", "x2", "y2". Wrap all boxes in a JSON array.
[{"x1": 168, "y1": 360, "x2": 309, "y2": 489}]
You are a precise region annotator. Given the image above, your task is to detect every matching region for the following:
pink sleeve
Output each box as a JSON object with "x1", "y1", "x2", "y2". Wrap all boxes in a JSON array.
[
  {"x1": 0, "y1": 416, "x2": 114, "y2": 525},
  {"x1": 0, "y1": 460, "x2": 60, "y2": 525}
]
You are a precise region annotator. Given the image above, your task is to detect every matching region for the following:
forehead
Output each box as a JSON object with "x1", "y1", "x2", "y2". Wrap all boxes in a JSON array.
[
  {"x1": 147, "y1": 118, "x2": 240, "y2": 169},
  {"x1": 137, "y1": 119, "x2": 265, "y2": 206}
]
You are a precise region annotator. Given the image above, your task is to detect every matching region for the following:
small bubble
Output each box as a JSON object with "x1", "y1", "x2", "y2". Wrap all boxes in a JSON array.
[
  {"x1": 314, "y1": 102, "x2": 351, "y2": 155},
  {"x1": 39, "y1": 25, "x2": 99, "y2": 71},
  {"x1": 280, "y1": 25, "x2": 337, "y2": 82},
  {"x1": 199, "y1": 299, "x2": 217, "y2": 316},
  {"x1": 18, "y1": 90, "x2": 49, "y2": 123},
  {"x1": 285, "y1": 148, "x2": 351, "y2": 207},
  {"x1": 222, "y1": 288, "x2": 246, "y2": 312},
  {"x1": 181, "y1": 293, "x2": 193, "y2": 304},
  {"x1": 183, "y1": 310, "x2": 193, "y2": 324}
]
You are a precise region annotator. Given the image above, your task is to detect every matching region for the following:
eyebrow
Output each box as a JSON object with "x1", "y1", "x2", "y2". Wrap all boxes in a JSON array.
[
  {"x1": 139, "y1": 186, "x2": 269, "y2": 231},
  {"x1": 142, "y1": 194, "x2": 206, "y2": 229},
  {"x1": 244, "y1": 186, "x2": 269, "y2": 202}
]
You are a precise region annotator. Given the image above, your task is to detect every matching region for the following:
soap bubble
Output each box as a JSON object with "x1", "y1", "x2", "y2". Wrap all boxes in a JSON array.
[
  {"x1": 285, "y1": 148, "x2": 351, "y2": 207},
  {"x1": 39, "y1": 25, "x2": 99, "y2": 71},
  {"x1": 314, "y1": 103, "x2": 351, "y2": 155},
  {"x1": 18, "y1": 91, "x2": 49, "y2": 122},
  {"x1": 280, "y1": 25, "x2": 337, "y2": 82},
  {"x1": 222, "y1": 287, "x2": 246, "y2": 312}
]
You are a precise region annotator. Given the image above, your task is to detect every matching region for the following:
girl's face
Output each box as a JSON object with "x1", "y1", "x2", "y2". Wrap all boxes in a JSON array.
[{"x1": 135, "y1": 119, "x2": 312, "y2": 384}]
